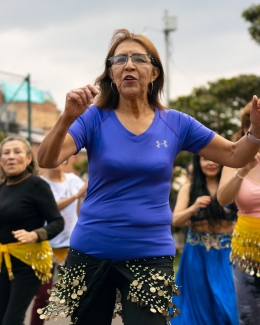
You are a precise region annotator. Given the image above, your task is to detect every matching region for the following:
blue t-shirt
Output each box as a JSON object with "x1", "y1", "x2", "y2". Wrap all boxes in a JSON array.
[{"x1": 68, "y1": 106, "x2": 214, "y2": 261}]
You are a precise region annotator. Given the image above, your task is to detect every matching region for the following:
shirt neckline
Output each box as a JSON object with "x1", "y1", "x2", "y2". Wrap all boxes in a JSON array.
[
  {"x1": 109, "y1": 108, "x2": 159, "y2": 142},
  {"x1": 244, "y1": 175, "x2": 260, "y2": 186}
]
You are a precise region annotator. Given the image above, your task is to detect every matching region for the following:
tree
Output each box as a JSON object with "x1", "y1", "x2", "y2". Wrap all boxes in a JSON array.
[
  {"x1": 242, "y1": 4, "x2": 260, "y2": 45},
  {"x1": 169, "y1": 74, "x2": 260, "y2": 167},
  {"x1": 170, "y1": 74, "x2": 260, "y2": 139}
]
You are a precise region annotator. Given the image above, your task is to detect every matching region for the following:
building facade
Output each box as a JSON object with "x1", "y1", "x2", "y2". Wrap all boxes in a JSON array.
[{"x1": 0, "y1": 82, "x2": 86, "y2": 175}]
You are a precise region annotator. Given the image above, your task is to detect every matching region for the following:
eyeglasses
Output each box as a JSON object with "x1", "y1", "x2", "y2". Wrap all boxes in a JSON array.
[{"x1": 108, "y1": 54, "x2": 155, "y2": 67}]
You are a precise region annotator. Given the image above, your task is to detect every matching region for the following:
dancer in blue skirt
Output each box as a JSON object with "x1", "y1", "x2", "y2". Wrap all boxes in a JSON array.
[{"x1": 171, "y1": 155, "x2": 239, "y2": 325}]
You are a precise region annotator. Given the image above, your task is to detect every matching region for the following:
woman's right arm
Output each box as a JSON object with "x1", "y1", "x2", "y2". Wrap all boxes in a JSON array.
[
  {"x1": 172, "y1": 184, "x2": 211, "y2": 227},
  {"x1": 217, "y1": 156, "x2": 259, "y2": 206},
  {"x1": 37, "y1": 85, "x2": 99, "y2": 168}
]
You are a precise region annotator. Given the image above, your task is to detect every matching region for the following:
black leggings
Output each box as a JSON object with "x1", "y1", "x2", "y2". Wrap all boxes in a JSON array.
[
  {"x1": 67, "y1": 251, "x2": 171, "y2": 325},
  {"x1": 0, "y1": 256, "x2": 41, "y2": 325}
]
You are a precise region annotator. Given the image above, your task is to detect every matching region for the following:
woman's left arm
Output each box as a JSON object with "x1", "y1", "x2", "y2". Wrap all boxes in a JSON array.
[{"x1": 199, "y1": 96, "x2": 260, "y2": 167}]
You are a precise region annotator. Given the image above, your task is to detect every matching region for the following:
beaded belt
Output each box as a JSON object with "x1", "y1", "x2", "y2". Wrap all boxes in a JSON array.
[
  {"x1": 37, "y1": 249, "x2": 180, "y2": 324},
  {"x1": 230, "y1": 215, "x2": 260, "y2": 277},
  {"x1": 187, "y1": 229, "x2": 232, "y2": 252}
]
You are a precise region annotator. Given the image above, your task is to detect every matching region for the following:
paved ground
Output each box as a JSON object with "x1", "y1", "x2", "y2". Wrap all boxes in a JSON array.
[{"x1": 25, "y1": 300, "x2": 123, "y2": 325}]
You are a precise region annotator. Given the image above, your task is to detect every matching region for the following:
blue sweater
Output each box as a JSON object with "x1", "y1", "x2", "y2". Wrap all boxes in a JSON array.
[{"x1": 68, "y1": 106, "x2": 214, "y2": 261}]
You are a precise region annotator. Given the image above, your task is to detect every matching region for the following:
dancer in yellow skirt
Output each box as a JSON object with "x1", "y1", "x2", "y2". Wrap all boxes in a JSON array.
[
  {"x1": 0, "y1": 136, "x2": 64, "y2": 325},
  {"x1": 217, "y1": 103, "x2": 260, "y2": 325}
]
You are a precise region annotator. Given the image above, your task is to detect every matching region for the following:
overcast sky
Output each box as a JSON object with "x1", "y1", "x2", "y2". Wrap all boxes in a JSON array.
[{"x1": 0, "y1": 0, "x2": 259, "y2": 110}]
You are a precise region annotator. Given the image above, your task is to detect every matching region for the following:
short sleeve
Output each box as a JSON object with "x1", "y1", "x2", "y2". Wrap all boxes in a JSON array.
[
  {"x1": 68, "y1": 108, "x2": 94, "y2": 152},
  {"x1": 161, "y1": 110, "x2": 215, "y2": 154},
  {"x1": 179, "y1": 113, "x2": 215, "y2": 154},
  {"x1": 68, "y1": 105, "x2": 109, "y2": 153}
]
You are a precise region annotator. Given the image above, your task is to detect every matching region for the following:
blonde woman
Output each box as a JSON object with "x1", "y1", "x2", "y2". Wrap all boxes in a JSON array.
[{"x1": 0, "y1": 136, "x2": 64, "y2": 325}]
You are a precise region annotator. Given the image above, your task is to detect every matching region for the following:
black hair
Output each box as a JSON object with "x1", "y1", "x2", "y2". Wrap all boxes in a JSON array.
[{"x1": 189, "y1": 155, "x2": 237, "y2": 229}]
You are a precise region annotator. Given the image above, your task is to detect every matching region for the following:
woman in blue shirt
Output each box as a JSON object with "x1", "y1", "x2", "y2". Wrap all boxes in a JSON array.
[{"x1": 36, "y1": 28, "x2": 260, "y2": 325}]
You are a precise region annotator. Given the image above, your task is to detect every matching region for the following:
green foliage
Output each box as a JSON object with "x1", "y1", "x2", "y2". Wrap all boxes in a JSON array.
[
  {"x1": 0, "y1": 126, "x2": 7, "y2": 143},
  {"x1": 72, "y1": 158, "x2": 88, "y2": 176},
  {"x1": 242, "y1": 4, "x2": 260, "y2": 45},
  {"x1": 170, "y1": 74, "x2": 260, "y2": 140},
  {"x1": 169, "y1": 74, "x2": 260, "y2": 170}
]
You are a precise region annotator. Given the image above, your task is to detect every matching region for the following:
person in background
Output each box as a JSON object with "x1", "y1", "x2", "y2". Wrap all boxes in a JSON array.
[
  {"x1": 0, "y1": 135, "x2": 64, "y2": 325},
  {"x1": 30, "y1": 160, "x2": 87, "y2": 325},
  {"x1": 36, "y1": 28, "x2": 260, "y2": 325},
  {"x1": 217, "y1": 102, "x2": 260, "y2": 325},
  {"x1": 171, "y1": 155, "x2": 239, "y2": 325}
]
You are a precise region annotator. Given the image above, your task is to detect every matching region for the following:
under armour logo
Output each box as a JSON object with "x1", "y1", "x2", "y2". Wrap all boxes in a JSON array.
[{"x1": 156, "y1": 140, "x2": 168, "y2": 148}]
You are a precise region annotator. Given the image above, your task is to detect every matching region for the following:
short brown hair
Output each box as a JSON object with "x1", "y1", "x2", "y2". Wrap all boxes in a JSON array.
[
  {"x1": 94, "y1": 28, "x2": 165, "y2": 110},
  {"x1": 0, "y1": 135, "x2": 38, "y2": 183},
  {"x1": 232, "y1": 102, "x2": 251, "y2": 141}
]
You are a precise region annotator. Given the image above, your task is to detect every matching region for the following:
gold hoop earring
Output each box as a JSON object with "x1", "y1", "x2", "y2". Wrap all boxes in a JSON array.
[
  {"x1": 148, "y1": 82, "x2": 153, "y2": 95},
  {"x1": 111, "y1": 82, "x2": 119, "y2": 94}
]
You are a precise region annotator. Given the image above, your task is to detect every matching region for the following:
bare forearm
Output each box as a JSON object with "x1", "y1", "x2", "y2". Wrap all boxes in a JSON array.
[
  {"x1": 172, "y1": 206, "x2": 195, "y2": 227},
  {"x1": 217, "y1": 168, "x2": 248, "y2": 206},
  {"x1": 217, "y1": 178, "x2": 242, "y2": 206},
  {"x1": 199, "y1": 135, "x2": 260, "y2": 169},
  {"x1": 57, "y1": 195, "x2": 77, "y2": 210},
  {"x1": 37, "y1": 113, "x2": 75, "y2": 168},
  {"x1": 229, "y1": 137, "x2": 260, "y2": 168}
]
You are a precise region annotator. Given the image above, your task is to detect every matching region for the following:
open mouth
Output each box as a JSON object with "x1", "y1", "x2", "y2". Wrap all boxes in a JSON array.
[{"x1": 124, "y1": 75, "x2": 137, "y2": 81}]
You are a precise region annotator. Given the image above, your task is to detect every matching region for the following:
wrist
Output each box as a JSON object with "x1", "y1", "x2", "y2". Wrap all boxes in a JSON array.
[
  {"x1": 31, "y1": 231, "x2": 39, "y2": 243},
  {"x1": 234, "y1": 170, "x2": 245, "y2": 180},
  {"x1": 246, "y1": 128, "x2": 260, "y2": 144},
  {"x1": 191, "y1": 205, "x2": 198, "y2": 214},
  {"x1": 237, "y1": 168, "x2": 249, "y2": 177},
  {"x1": 59, "y1": 112, "x2": 77, "y2": 126}
]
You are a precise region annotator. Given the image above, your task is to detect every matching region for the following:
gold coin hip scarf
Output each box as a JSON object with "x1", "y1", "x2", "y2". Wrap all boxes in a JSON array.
[
  {"x1": 230, "y1": 215, "x2": 260, "y2": 277},
  {"x1": 0, "y1": 240, "x2": 53, "y2": 283},
  {"x1": 37, "y1": 248, "x2": 180, "y2": 324}
]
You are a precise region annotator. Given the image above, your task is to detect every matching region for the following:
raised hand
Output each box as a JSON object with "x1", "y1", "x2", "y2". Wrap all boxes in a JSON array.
[
  {"x1": 64, "y1": 85, "x2": 100, "y2": 120},
  {"x1": 250, "y1": 95, "x2": 260, "y2": 136}
]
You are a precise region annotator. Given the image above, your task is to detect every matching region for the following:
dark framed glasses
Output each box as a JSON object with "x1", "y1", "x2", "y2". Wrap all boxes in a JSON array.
[{"x1": 108, "y1": 54, "x2": 156, "y2": 67}]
